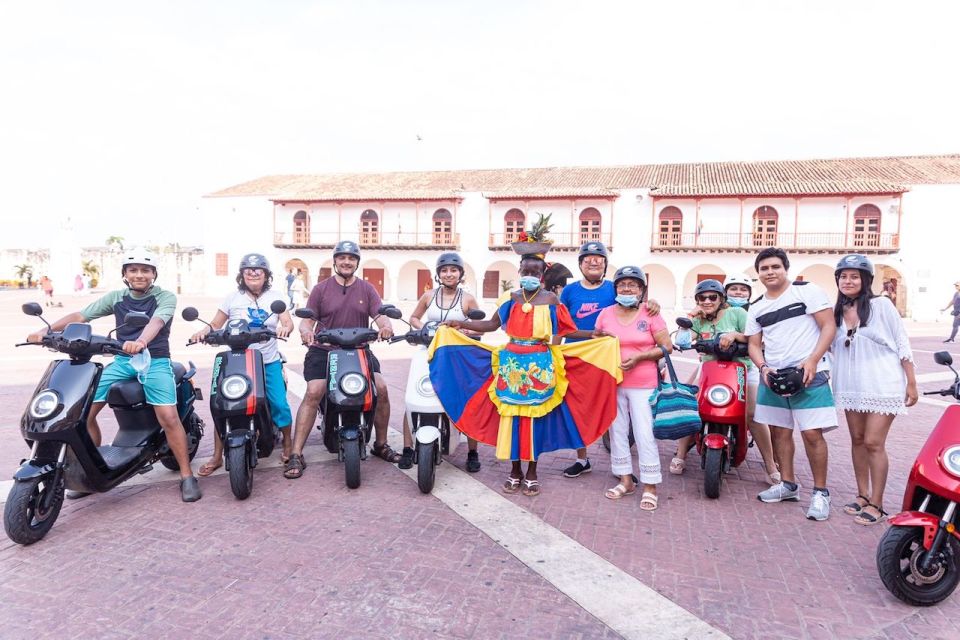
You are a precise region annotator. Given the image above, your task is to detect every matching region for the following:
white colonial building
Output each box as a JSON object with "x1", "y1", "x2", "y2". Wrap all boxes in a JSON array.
[{"x1": 200, "y1": 154, "x2": 960, "y2": 320}]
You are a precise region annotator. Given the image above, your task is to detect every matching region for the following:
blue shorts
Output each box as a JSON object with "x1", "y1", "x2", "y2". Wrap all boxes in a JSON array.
[
  {"x1": 94, "y1": 356, "x2": 177, "y2": 406},
  {"x1": 264, "y1": 360, "x2": 292, "y2": 429}
]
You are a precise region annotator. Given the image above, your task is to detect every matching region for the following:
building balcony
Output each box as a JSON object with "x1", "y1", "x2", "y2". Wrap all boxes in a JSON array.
[
  {"x1": 488, "y1": 231, "x2": 614, "y2": 251},
  {"x1": 274, "y1": 231, "x2": 459, "y2": 250},
  {"x1": 650, "y1": 232, "x2": 899, "y2": 254}
]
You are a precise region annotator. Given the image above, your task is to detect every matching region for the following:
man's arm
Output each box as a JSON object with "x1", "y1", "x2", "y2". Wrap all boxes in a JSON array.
[
  {"x1": 747, "y1": 332, "x2": 769, "y2": 386},
  {"x1": 801, "y1": 308, "x2": 836, "y2": 385}
]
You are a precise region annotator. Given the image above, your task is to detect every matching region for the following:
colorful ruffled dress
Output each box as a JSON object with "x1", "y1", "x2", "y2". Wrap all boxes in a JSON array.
[{"x1": 428, "y1": 298, "x2": 622, "y2": 461}]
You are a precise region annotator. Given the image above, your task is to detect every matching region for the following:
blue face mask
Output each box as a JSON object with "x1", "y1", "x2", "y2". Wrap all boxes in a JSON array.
[
  {"x1": 519, "y1": 276, "x2": 541, "y2": 291},
  {"x1": 727, "y1": 296, "x2": 749, "y2": 308},
  {"x1": 615, "y1": 294, "x2": 639, "y2": 307},
  {"x1": 675, "y1": 328, "x2": 693, "y2": 350},
  {"x1": 130, "y1": 348, "x2": 152, "y2": 384}
]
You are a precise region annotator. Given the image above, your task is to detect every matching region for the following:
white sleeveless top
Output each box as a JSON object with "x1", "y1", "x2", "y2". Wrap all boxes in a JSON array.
[{"x1": 425, "y1": 287, "x2": 466, "y2": 324}]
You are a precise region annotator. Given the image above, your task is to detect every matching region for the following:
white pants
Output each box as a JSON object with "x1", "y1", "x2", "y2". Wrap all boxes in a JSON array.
[{"x1": 609, "y1": 387, "x2": 661, "y2": 484}]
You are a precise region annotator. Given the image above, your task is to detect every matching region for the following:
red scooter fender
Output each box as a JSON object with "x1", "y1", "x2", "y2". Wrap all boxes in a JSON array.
[
  {"x1": 887, "y1": 511, "x2": 949, "y2": 550},
  {"x1": 702, "y1": 433, "x2": 728, "y2": 450}
]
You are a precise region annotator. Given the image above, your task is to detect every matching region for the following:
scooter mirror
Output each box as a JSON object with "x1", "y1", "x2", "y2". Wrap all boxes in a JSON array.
[
  {"x1": 676, "y1": 317, "x2": 694, "y2": 329},
  {"x1": 22, "y1": 302, "x2": 43, "y2": 316},
  {"x1": 123, "y1": 312, "x2": 150, "y2": 329},
  {"x1": 467, "y1": 309, "x2": 486, "y2": 320},
  {"x1": 181, "y1": 307, "x2": 200, "y2": 322},
  {"x1": 295, "y1": 308, "x2": 316, "y2": 320},
  {"x1": 270, "y1": 300, "x2": 287, "y2": 314},
  {"x1": 934, "y1": 351, "x2": 954, "y2": 366}
]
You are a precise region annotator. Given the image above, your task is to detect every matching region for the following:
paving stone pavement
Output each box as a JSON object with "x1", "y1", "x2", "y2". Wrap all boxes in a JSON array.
[{"x1": 1, "y1": 290, "x2": 960, "y2": 639}]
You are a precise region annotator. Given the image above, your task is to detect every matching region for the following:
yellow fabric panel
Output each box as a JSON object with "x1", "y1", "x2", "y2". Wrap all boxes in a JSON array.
[
  {"x1": 495, "y1": 414, "x2": 515, "y2": 459},
  {"x1": 557, "y1": 335, "x2": 624, "y2": 384},
  {"x1": 427, "y1": 325, "x2": 494, "y2": 361}
]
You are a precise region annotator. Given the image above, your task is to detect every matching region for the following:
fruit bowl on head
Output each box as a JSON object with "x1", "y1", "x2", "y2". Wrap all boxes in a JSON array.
[{"x1": 511, "y1": 241, "x2": 552, "y2": 256}]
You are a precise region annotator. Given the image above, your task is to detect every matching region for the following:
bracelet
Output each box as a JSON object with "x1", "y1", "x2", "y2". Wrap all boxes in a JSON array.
[{"x1": 759, "y1": 363, "x2": 770, "y2": 372}]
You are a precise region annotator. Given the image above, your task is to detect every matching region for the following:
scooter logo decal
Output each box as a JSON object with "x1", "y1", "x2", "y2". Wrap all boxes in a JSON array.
[
  {"x1": 328, "y1": 352, "x2": 338, "y2": 392},
  {"x1": 737, "y1": 366, "x2": 745, "y2": 401},
  {"x1": 211, "y1": 357, "x2": 222, "y2": 396}
]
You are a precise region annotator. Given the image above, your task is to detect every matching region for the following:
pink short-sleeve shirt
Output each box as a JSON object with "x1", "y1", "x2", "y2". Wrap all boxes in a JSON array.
[{"x1": 595, "y1": 306, "x2": 667, "y2": 388}]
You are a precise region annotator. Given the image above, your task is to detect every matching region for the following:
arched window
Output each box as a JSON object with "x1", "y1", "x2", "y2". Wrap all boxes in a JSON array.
[
  {"x1": 658, "y1": 206, "x2": 683, "y2": 246},
  {"x1": 433, "y1": 208, "x2": 452, "y2": 245},
  {"x1": 504, "y1": 208, "x2": 525, "y2": 244},
  {"x1": 578, "y1": 207, "x2": 602, "y2": 244},
  {"x1": 752, "y1": 206, "x2": 779, "y2": 247},
  {"x1": 293, "y1": 210, "x2": 309, "y2": 244},
  {"x1": 360, "y1": 209, "x2": 379, "y2": 244},
  {"x1": 853, "y1": 204, "x2": 881, "y2": 247}
]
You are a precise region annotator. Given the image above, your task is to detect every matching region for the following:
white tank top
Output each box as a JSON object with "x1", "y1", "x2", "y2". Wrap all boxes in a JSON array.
[{"x1": 425, "y1": 287, "x2": 466, "y2": 324}]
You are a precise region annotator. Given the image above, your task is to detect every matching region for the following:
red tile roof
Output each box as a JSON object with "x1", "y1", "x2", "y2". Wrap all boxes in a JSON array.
[
  {"x1": 207, "y1": 154, "x2": 960, "y2": 200},
  {"x1": 483, "y1": 187, "x2": 620, "y2": 199}
]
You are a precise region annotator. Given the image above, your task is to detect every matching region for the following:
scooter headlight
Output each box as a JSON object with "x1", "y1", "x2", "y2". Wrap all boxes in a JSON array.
[
  {"x1": 943, "y1": 446, "x2": 960, "y2": 479},
  {"x1": 706, "y1": 384, "x2": 733, "y2": 407},
  {"x1": 29, "y1": 390, "x2": 60, "y2": 419},
  {"x1": 340, "y1": 372, "x2": 367, "y2": 396},
  {"x1": 416, "y1": 375, "x2": 434, "y2": 397},
  {"x1": 220, "y1": 375, "x2": 250, "y2": 400}
]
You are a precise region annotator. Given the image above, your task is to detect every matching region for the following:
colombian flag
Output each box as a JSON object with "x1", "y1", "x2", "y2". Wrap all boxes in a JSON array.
[{"x1": 428, "y1": 317, "x2": 622, "y2": 461}]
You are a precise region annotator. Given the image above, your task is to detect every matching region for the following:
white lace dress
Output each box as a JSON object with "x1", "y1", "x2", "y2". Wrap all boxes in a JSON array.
[{"x1": 831, "y1": 296, "x2": 913, "y2": 415}]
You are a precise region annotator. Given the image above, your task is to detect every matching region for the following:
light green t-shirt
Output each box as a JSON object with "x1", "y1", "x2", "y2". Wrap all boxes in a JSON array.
[{"x1": 691, "y1": 306, "x2": 752, "y2": 367}]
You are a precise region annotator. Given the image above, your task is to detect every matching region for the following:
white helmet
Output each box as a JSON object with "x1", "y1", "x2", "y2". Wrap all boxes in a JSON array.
[
  {"x1": 122, "y1": 249, "x2": 159, "y2": 272},
  {"x1": 724, "y1": 274, "x2": 753, "y2": 293}
]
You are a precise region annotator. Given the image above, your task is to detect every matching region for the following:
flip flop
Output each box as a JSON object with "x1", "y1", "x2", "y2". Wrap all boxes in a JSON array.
[
  {"x1": 669, "y1": 457, "x2": 685, "y2": 475},
  {"x1": 502, "y1": 476, "x2": 522, "y2": 494},
  {"x1": 521, "y1": 479, "x2": 541, "y2": 497},
  {"x1": 640, "y1": 491, "x2": 659, "y2": 511},
  {"x1": 605, "y1": 483, "x2": 636, "y2": 500},
  {"x1": 197, "y1": 459, "x2": 222, "y2": 477}
]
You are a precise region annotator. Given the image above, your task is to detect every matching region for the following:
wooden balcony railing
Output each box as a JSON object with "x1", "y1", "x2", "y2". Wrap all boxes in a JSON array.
[
  {"x1": 488, "y1": 231, "x2": 614, "y2": 251},
  {"x1": 275, "y1": 231, "x2": 459, "y2": 249},
  {"x1": 651, "y1": 232, "x2": 899, "y2": 253}
]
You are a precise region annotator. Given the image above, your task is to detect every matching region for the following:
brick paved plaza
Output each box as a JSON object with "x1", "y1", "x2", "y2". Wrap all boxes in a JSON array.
[{"x1": 1, "y1": 290, "x2": 958, "y2": 639}]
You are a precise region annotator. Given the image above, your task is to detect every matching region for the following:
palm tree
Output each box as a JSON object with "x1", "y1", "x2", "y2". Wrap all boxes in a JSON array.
[
  {"x1": 13, "y1": 264, "x2": 33, "y2": 288},
  {"x1": 105, "y1": 236, "x2": 124, "y2": 252}
]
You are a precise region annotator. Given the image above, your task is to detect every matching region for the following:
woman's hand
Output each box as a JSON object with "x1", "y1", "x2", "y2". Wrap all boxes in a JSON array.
[
  {"x1": 593, "y1": 329, "x2": 610, "y2": 338},
  {"x1": 645, "y1": 298, "x2": 660, "y2": 315},
  {"x1": 445, "y1": 320, "x2": 464, "y2": 329},
  {"x1": 620, "y1": 354, "x2": 639, "y2": 371},
  {"x1": 189, "y1": 328, "x2": 209, "y2": 344},
  {"x1": 905, "y1": 381, "x2": 919, "y2": 407},
  {"x1": 718, "y1": 332, "x2": 735, "y2": 350},
  {"x1": 275, "y1": 324, "x2": 292, "y2": 339}
]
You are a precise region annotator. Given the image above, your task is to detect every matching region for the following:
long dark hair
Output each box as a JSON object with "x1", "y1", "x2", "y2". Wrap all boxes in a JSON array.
[{"x1": 833, "y1": 271, "x2": 875, "y2": 327}]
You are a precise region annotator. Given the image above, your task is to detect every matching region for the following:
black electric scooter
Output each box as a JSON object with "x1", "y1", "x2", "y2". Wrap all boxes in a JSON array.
[
  {"x1": 294, "y1": 304, "x2": 401, "y2": 489},
  {"x1": 182, "y1": 300, "x2": 286, "y2": 499},
  {"x1": 5, "y1": 303, "x2": 204, "y2": 545}
]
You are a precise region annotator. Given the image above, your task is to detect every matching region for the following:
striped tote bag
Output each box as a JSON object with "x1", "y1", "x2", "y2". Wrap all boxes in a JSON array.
[{"x1": 648, "y1": 347, "x2": 702, "y2": 440}]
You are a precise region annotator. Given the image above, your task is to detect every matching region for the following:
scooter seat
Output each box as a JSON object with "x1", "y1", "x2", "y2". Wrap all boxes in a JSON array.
[
  {"x1": 97, "y1": 445, "x2": 142, "y2": 470},
  {"x1": 106, "y1": 380, "x2": 146, "y2": 407},
  {"x1": 172, "y1": 362, "x2": 187, "y2": 384}
]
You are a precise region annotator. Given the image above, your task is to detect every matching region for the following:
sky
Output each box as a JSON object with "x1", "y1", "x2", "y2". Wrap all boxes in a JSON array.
[{"x1": 1, "y1": 0, "x2": 958, "y2": 249}]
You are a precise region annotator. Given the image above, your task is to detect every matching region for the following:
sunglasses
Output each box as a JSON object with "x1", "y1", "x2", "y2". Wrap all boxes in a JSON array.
[
  {"x1": 844, "y1": 327, "x2": 856, "y2": 347},
  {"x1": 696, "y1": 294, "x2": 720, "y2": 302},
  {"x1": 242, "y1": 268, "x2": 265, "y2": 275}
]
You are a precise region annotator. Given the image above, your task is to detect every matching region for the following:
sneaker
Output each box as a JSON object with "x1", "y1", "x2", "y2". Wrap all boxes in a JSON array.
[
  {"x1": 398, "y1": 447, "x2": 415, "y2": 470},
  {"x1": 758, "y1": 481, "x2": 800, "y2": 503},
  {"x1": 945, "y1": 339, "x2": 956, "y2": 343},
  {"x1": 563, "y1": 460, "x2": 592, "y2": 478},
  {"x1": 65, "y1": 490, "x2": 92, "y2": 500},
  {"x1": 466, "y1": 450, "x2": 481, "y2": 473},
  {"x1": 806, "y1": 490, "x2": 831, "y2": 521},
  {"x1": 180, "y1": 476, "x2": 202, "y2": 502}
]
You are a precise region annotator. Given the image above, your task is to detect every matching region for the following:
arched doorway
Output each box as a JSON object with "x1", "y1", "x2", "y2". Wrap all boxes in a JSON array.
[
  {"x1": 284, "y1": 258, "x2": 309, "y2": 289},
  {"x1": 875, "y1": 263, "x2": 907, "y2": 317},
  {"x1": 642, "y1": 263, "x2": 677, "y2": 312},
  {"x1": 482, "y1": 260, "x2": 519, "y2": 300},
  {"x1": 795, "y1": 264, "x2": 837, "y2": 299},
  {"x1": 399, "y1": 259, "x2": 432, "y2": 301}
]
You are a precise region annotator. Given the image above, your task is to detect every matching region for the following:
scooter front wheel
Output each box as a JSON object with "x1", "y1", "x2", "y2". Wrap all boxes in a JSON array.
[
  {"x1": 227, "y1": 445, "x2": 253, "y2": 500},
  {"x1": 703, "y1": 448, "x2": 724, "y2": 499},
  {"x1": 877, "y1": 525, "x2": 960, "y2": 606},
  {"x1": 344, "y1": 440, "x2": 362, "y2": 489},
  {"x1": 4, "y1": 475, "x2": 65, "y2": 545},
  {"x1": 416, "y1": 440, "x2": 437, "y2": 494}
]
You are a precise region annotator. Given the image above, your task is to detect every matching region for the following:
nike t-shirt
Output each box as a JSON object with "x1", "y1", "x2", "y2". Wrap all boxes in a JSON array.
[{"x1": 559, "y1": 280, "x2": 616, "y2": 343}]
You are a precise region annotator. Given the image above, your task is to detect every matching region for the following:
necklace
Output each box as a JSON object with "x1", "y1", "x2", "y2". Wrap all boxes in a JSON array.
[
  {"x1": 432, "y1": 287, "x2": 462, "y2": 323},
  {"x1": 521, "y1": 288, "x2": 538, "y2": 313}
]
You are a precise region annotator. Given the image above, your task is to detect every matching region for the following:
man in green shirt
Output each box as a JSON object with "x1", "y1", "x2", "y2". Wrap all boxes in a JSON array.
[{"x1": 27, "y1": 250, "x2": 201, "y2": 502}]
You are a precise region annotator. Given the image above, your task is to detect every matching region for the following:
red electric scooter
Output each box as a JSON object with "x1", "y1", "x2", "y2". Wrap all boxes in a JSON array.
[
  {"x1": 676, "y1": 318, "x2": 750, "y2": 499},
  {"x1": 876, "y1": 350, "x2": 960, "y2": 606}
]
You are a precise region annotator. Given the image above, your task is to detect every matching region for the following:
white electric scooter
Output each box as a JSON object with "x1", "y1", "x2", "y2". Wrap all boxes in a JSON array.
[{"x1": 389, "y1": 310, "x2": 484, "y2": 493}]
